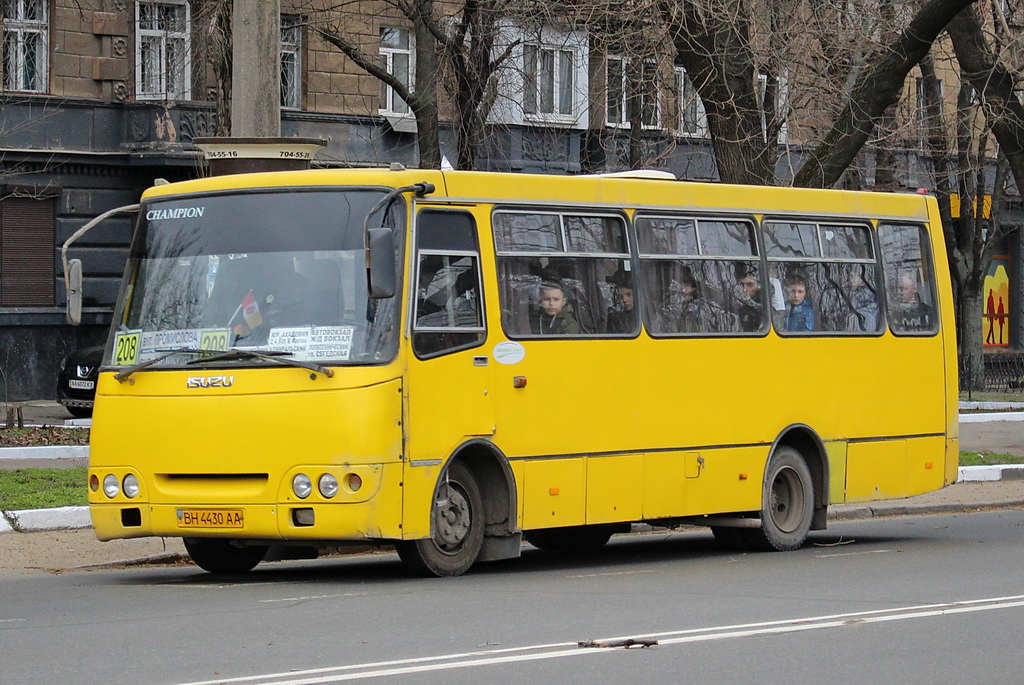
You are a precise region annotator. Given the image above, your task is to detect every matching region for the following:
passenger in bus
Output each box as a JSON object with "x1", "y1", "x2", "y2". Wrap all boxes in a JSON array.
[
  {"x1": 606, "y1": 273, "x2": 635, "y2": 334},
  {"x1": 531, "y1": 282, "x2": 581, "y2": 335},
  {"x1": 893, "y1": 273, "x2": 933, "y2": 330},
  {"x1": 847, "y1": 271, "x2": 879, "y2": 332},
  {"x1": 679, "y1": 268, "x2": 724, "y2": 333},
  {"x1": 734, "y1": 265, "x2": 764, "y2": 332},
  {"x1": 783, "y1": 274, "x2": 815, "y2": 332}
]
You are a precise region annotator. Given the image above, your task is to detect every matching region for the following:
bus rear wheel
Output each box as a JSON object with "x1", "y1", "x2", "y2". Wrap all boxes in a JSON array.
[
  {"x1": 743, "y1": 446, "x2": 814, "y2": 552},
  {"x1": 183, "y1": 538, "x2": 268, "y2": 574},
  {"x1": 396, "y1": 462, "x2": 484, "y2": 577}
]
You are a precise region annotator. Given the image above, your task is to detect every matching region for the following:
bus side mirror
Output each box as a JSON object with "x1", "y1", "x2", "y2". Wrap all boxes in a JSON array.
[
  {"x1": 66, "y1": 259, "x2": 83, "y2": 326},
  {"x1": 367, "y1": 228, "x2": 396, "y2": 299}
]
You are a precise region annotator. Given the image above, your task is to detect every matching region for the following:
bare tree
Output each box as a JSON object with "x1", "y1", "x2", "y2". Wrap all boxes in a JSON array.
[{"x1": 312, "y1": 1, "x2": 442, "y2": 168}]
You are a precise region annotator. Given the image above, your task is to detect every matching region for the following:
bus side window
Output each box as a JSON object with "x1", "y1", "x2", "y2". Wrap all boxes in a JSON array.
[
  {"x1": 494, "y1": 211, "x2": 630, "y2": 338},
  {"x1": 412, "y1": 211, "x2": 486, "y2": 358},
  {"x1": 879, "y1": 223, "x2": 937, "y2": 335}
]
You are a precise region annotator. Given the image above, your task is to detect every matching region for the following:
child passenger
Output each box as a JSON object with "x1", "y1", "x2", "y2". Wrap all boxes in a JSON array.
[
  {"x1": 532, "y1": 282, "x2": 581, "y2": 335},
  {"x1": 784, "y1": 274, "x2": 815, "y2": 332}
]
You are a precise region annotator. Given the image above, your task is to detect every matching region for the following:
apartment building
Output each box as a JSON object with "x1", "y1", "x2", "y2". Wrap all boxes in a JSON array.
[{"x1": 1, "y1": 0, "x2": 1021, "y2": 399}]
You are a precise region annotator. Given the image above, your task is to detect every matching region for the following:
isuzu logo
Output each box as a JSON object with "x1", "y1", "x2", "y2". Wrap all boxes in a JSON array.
[{"x1": 186, "y1": 375, "x2": 234, "y2": 388}]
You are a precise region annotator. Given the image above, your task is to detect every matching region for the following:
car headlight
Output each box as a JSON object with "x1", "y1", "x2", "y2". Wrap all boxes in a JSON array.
[
  {"x1": 122, "y1": 474, "x2": 140, "y2": 499},
  {"x1": 292, "y1": 473, "x2": 312, "y2": 499},
  {"x1": 318, "y1": 474, "x2": 339, "y2": 499},
  {"x1": 103, "y1": 474, "x2": 119, "y2": 498}
]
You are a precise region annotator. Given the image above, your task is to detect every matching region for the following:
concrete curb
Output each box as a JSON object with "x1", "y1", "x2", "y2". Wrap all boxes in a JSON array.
[
  {"x1": 959, "y1": 412, "x2": 1024, "y2": 423},
  {"x1": 828, "y1": 499, "x2": 1024, "y2": 520},
  {"x1": 2, "y1": 506, "x2": 91, "y2": 532},
  {"x1": 0, "y1": 445, "x2": 89, "y2": 461}
]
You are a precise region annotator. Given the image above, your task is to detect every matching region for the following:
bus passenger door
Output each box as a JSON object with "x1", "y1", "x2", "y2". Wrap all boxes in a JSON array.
[{"x1": 403, "y1": 209, "x2": 493, "y2": 536}]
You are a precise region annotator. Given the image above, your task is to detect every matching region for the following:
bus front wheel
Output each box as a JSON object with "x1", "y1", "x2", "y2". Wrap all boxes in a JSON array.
[
  {"x1": 183, "y1": 538, "x2": 268, "y2": 574},
  {"x1": 744, "y1": 446, "x2": 814, "y2": 552},
  {"x1": 396, "y1": 462, "x2": 484, "y2": 577}
]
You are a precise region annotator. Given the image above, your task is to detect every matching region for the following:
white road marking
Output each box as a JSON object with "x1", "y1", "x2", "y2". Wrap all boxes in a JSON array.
[
  {"x1": 177, "y1": 594, "x2": 1024, "y2": 685},
  {"x1": 258, "y1": 593, "x2": 368, "y2": 603},
  {"x1": 814, "y1": 549, "x2": 894, "y2": 558},
  {"x1": 568, "y1": 570, "x2": 654, "y2": 578}
]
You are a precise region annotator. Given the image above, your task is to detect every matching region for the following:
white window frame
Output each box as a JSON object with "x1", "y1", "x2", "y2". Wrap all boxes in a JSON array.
[
  {"x1": 488, "y1": 23, "x2": 588, "y2": 129},
  {"x1": 915, "y1": 75, "x2": 942, "y2": 147},
  {"x1": 758, "y1": 72, "x2": 788, "y2": 144},
  {"x1": 281, "y1": 15, "x2": 302, "y2": 109},
  {"x1": 135, "y1": 0, "x2": 192, "y2": 101},
  {"x1": 523, "y1": 42, "x2": 577, "y2": 121},
  {"x1": 2, "y1": 0, "x2": 49, "y2": 93},
  {"x1": 379, "y1": 26, "x2": 412, "y2": 116},
  {"x1": 674, "y1": 67, "x2": 708, "y2": 138},
  {"x1": 606, "y1": 56, "x2": 661, "y2": 130}
]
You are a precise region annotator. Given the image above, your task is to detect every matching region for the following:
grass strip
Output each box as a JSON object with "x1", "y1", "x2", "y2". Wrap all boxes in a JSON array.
[
  {"x1": 0, "y1": 468, "x2": 88, "y2": 510},
  {"x1": 958, "y1": 451, "x2": 1024, "y2": 467}
]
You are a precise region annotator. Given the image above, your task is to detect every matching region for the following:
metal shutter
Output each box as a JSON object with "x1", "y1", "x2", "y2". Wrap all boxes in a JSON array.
[{"x1": 1, "y1": 196, "x2": 56, "y2": 306}]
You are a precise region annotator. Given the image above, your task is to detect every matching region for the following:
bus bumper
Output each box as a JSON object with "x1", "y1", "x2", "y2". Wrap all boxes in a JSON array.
[{"x1": 90, "y1": 464, "x2": 406, "y2": 542}]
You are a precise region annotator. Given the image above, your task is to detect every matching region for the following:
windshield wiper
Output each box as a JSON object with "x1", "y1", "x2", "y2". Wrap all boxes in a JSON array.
[
  {"x1": 114, "y1": 348, "x2": 226, "y2": 383},
  {"x1": 186, "y1": 348, "x2": 334, "y2": 378}
]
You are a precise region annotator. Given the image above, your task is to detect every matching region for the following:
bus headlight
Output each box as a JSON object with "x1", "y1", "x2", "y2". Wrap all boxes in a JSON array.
[
  {"x1": 103, "y1": 474, "x2": 119, "y2": 499},
  {"x1": 292, "y1": 473, "x2": 312, "y2": 499},
  {"x1": 318, "y1": 474, "x2": 339, "y2": 499},
  {"x1": 122, "y1": 474, "x2": 140, "y2": 499},
  {"x1": 347, "y1": 473, "x2": 363, "y2": 492}
]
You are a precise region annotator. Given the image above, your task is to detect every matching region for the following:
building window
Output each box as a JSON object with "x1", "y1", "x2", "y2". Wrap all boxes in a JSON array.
[
  {"x1": 675, "y1": 67, "x2": 708, "y2": 137},
  {"x1": 281, "y1": 15, "x2": 302, "y2": 109},
  {"x1": 524, "y1": 44, "x2": 575, "y2": 118},
  {"x1": 915, "y1": 75, "x2": 942, "y2": 147},
  {"x1": 607, "y1": 57, "x2": 660, "y2": 129},
  {"x1": 379, "y1": 27, "x2": 411, "y2": 115},
  {"x1": 0, "y1": 193, "x2": 56, "y2": 307},
  {"x1": 136, "y1": 0, "x2": 191, "y2": 100},
  {"x1": 2, "y1": 0, "x2": 48, "y2": 93},
  {"x1": 758, "y1": 72, "x2": 788, "y2": 144}
]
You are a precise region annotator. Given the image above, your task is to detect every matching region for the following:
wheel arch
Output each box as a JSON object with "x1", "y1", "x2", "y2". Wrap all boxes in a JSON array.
[
  {"x1": 771, "y1": 424, "x2": 829, "y2": 530},
  {"x1": 448, "y1": 439, "x2": 518, "y2": 538}
]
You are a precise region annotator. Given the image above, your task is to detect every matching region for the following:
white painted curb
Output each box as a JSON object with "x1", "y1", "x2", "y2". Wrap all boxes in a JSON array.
[
  {"x1": 0, "y1": 445, "x2": 89, "y2": 461},
  {"x1": 959, "y1": 412, "x2": 1024, "y2": 423},
  {"x1": 3, "y1": 506, "x2": 90, "y2": 532},
  {"x1": 958, "y1": 465, "x2": 1024, "y2": 482}
]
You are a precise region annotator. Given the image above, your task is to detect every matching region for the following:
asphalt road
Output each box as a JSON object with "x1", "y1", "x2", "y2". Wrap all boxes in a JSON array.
[{"x1": 2, "y1": 509, "x2": 1023, "y2": 685}]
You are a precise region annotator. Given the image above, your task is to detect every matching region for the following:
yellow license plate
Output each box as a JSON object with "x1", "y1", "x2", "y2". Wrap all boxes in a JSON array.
[{"x1": 177, "y1": 509, "x2": 244, "y2": 528}]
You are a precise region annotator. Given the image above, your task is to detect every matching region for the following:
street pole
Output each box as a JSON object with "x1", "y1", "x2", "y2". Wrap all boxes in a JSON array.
[{"x1": 231, "y1": 0, "x2": 280, "y2": 137}]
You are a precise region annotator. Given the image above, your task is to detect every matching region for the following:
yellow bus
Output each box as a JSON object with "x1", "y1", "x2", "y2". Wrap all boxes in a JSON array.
[{"x1": 83, "y1": 167, "x2": 958, "y2": 576}]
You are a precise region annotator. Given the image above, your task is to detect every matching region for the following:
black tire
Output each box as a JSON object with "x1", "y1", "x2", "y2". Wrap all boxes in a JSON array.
[
  {"x1": 183, "y1": 538, "x2": 268, "y2": 574},
  {"x1": 524, "y1": 525, "x2": 616, "y2": 552},
  {"x1": 742, "y1": 446, "x2": 814, "y2": 552},
  {"x1": 396, "y1": 462, "x2": 484, "y2": 577},
  {"x1": 65, "y1": 405, "x2": 93, "y2": 419}
]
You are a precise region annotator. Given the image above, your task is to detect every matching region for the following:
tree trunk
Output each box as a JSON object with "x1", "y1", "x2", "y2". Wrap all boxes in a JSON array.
[
  {"x1": 663, "y1": 0, "x2": 776, "y2": 185},
  {"x1": 412, "y1": 17, "x2": 441, "y2": 169},
  {"x1": 946, "y1": 6, "x2": 1024, "y2": 201},
  {"x1": 792, "y1": 0, "x2": 976, "y2": 188},
  {"x1": 959, "y1": 289, "x2": 986, "y2": 391}
]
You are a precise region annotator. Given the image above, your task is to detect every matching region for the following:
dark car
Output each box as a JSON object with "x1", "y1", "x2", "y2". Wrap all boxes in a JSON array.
[{"x1": 58, "y1": 345, "x2": 103, "y2": 418}]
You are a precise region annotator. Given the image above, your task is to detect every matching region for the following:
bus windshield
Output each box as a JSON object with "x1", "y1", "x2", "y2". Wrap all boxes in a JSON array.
[{"x1": 107, "y1": 188, "x2": 403, "y2": 368}]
